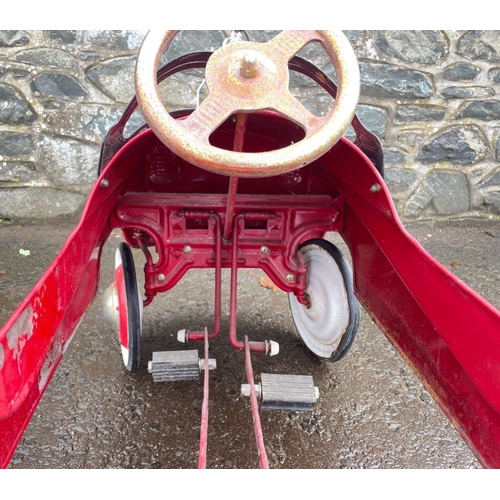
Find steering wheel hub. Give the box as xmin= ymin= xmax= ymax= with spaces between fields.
xmin=207 ymin=42 xmax=284 ymax=110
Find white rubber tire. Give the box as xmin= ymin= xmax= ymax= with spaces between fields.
xmin=289 ymin=239 xmax=360 ymax=361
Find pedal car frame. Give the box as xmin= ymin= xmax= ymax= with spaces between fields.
xmin=2 ymin=30 xmax=500 ymax=468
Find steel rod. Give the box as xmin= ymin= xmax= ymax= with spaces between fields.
xmin=198 ymin=328 xmax=210 ymax=469
xmin=187 ymin=214 xmax=222 ymax=342
xmin=223 ymin=113 xmax=247 ymax=241
xmin=244 ymin=336 xmax=269 ymax=469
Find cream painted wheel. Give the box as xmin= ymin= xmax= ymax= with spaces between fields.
xmin=289 ymin=239 xmax=360 ymax=361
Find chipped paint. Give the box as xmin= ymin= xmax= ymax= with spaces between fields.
xmin=7 ymin=304 xmax=33 ymax=356
xmin=37 ymin=333 xmax=62 ymax=392
xmin=7 ymin=306 xmax=34 ymax=373
xmin=38 ymin=317 xmax=83 ymax=393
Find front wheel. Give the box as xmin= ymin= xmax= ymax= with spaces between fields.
xmin=288 ymin=239 xmax=360 ymax=362
xmin=113 ymin=242 xmax=143 ymax=371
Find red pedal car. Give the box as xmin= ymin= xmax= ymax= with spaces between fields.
xmin=1 ymin=30 xmax=500 ymax=468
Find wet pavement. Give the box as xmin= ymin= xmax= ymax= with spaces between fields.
xmin=1 ymin=216 xmax=499 ymax=469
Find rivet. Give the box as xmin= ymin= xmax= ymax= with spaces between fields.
xmin=183 ymin=245 xmax=192 ymax=254
xmin=286 ymin=273 xmax=294 ymax=282
xmin=370 ymin=183 xmax=381 ymax=193
xmin=100 ymin=179 xmax=109 ymax=188
xmin=157 ymin=274 xmax=166 ymax=282
xmin=260 ymin=246 xmax=269 ymax=254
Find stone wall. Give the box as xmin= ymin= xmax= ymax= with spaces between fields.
xmin=1 ymin=30 xmax=499 ymax=220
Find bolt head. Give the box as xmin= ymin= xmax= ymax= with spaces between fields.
xmin=240 ymin=51 xmax=259 ymax=79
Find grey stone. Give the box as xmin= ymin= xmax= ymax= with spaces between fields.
xmin=86 ymin=56 xmax=136 ymax=103
xmin=156 ymin=73 xmax=202 ymax=110
xmin=49 ymin=31 xmax=78 ymax=45
xmin=456 ymin=100 xmax=500 ymax=120
xmin=457 ymin=31 xmax=500 ymax=62
xmin=395 ymin=105 xmax=445 ymax=123
xmin=30 ymin=72 xmax=88 ymax=100
xmin=0 ymin=162 xmax=38 ymax=182
xmin=40 ymin=135 xmax=100 ymax=186
xmin=162 ymin=30 xmax=225 ymax=63
xmin=296 ymin=41 xmax=328 ymax=67
xmin=79 ymin=105 xmax=127 ymax=137
xmin=12 ymin=68 xmax=29 ymax=79
xmin=123 ymin=110 xmax=148 ymax=138
xmin=0 ymin=133 xmax=35 ymax=157
xmin=489 ymin=68 xmax=500 ymax=83
xmin=397 ymin=129 xmax=428 ymax=149
xmin=0 ymin=31 xmax=30 ymax=48
xmin=443 ymin=62 xmax=481 ymax=82
xmin=45 ymin=105 xmax=126 ymax=139
xmin=417 ymin=126 xmax=488 ymax=165
xmin=385 ymin=168 xmax=418 ymax=193
xmin=81 ymin=51 xmax=101 ymax=62
xmin=384 ymin=149 xmax=408 ymax=165
xmin=246 ymin=31 xmax=281 ymax=43
xmin=290 ymin=70 xmax=319 ymax=88
xmin=0 ymin=188 xmax=85 ymax=218
xmin=84 ymin=30 xmax=147 ymax=51
xmin=12 ymin=49 xmax=79 ymax=71
xmin=356 ymin=105 xmax=388 ymax=139
xmin=344 ymin=31 xmax=364 ymax=43
xmin=0 ymin=83 xmax=37 ymax=124
xmin=480 ymin=170 xmax=500 ymax=188
xmin=295 ymin=91 xmax=335 ymax=118
xmin=405 ymin=171 xmax=470 ymax=216
xmin=360 ymin=62 xmax=433 ymax=99
xmin=374 ymin=30 xmax=448 ymax=65
xmin=42 ymin=98 xmax=62 ymax=110
xmin=484 ymin=192 xmax=500 ymax=214
xmin=442 ymin=86 xmax=494 ymax=100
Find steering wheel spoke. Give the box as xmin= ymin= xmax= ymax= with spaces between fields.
xmin=181 ymin=92 xmax=233 ymax=143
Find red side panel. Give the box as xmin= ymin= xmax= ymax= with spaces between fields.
xmin=0 ymin=131 xmax=150 ymax=468
xmin=325 ymin=140 xmax=500 ymax=468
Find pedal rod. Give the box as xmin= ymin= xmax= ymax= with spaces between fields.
xmin=244 ymin=336 xmax=269 ymax=469
xmin=184 ymin=213 xmax=222 ymax=343
xmin=229 ymin=216 xmax=272 ymax=355
xmin=198 ymin=328 xmax=210 ymax=469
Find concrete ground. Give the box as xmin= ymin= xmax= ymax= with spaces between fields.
xmin=1 ymin=216 xmax=499 ymax=469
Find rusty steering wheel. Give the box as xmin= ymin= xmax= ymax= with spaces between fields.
xmin=135 ymin=30 xmax=360 ymax=178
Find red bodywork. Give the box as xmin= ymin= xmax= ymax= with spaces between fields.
xmin=1 ymin=100 xmax=500 ymax=468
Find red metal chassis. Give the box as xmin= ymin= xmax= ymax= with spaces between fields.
xmin=1 ymin=112 xmax=500 ymax=468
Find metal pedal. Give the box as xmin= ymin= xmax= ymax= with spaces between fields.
xmin=241 ymin=373 xmax=319 ymax=412
xmin=148 ymin=350 xmax=216 ymax=383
